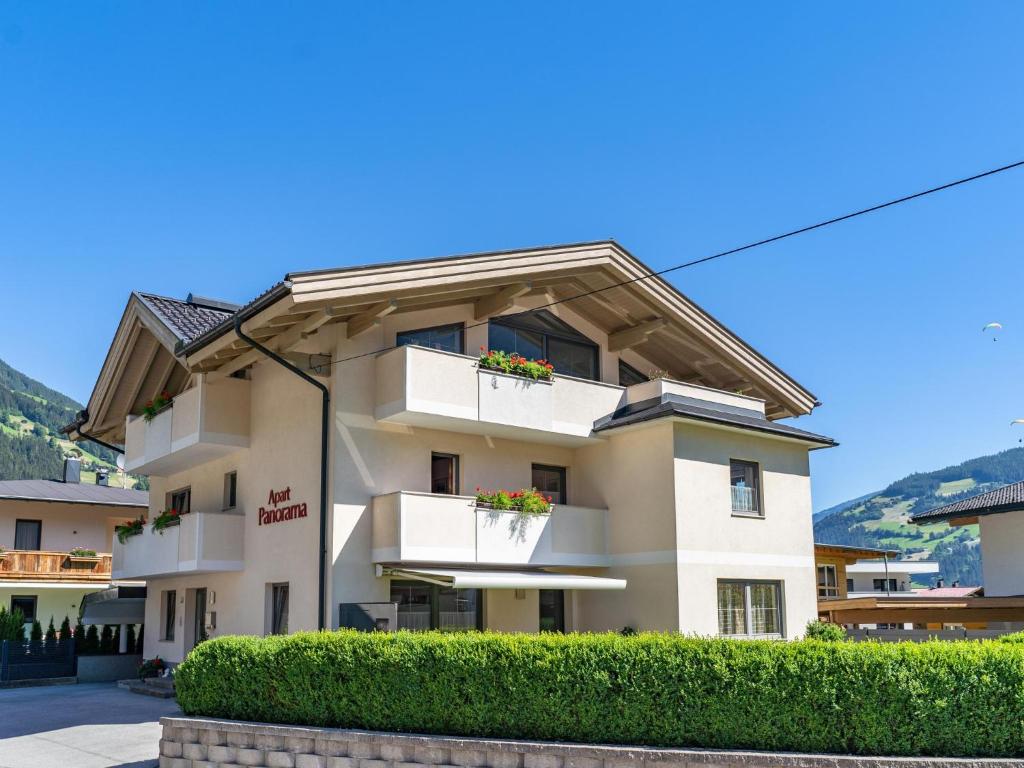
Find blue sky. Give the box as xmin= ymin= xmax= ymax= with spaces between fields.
xmin=1 ymin=3 xmax=1022 ymax=510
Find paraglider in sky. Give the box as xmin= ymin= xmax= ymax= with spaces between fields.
xmin=983 ymin=322 xmax=1003 ymax=340
xmin=1012 ymin=419 xmax=1024 ymax=442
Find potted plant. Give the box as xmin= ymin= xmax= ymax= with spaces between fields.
xmin=142 ymin=390 xmax=173 ymax=422
xmin=478 ymin=348 xmax=554 ymax=380
xmin=114 ymin=516 xmax=146 ymax=544
xmin=66 ymin=547 xmax=100 ymax=565
xmin=151 ymin=507 xmax=184 ymax=534
xmin=476 ymin=487 xmax=552 ymax=538
xmin=138 ymin=656 xmax=165 ymax=680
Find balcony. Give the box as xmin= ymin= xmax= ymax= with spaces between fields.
xmin=374 ymin=345 xmax=625 ymax=445
xmin=111 ymin=511 xmax=245 ymax=580
xmin=0 ymin=550 xmax=112 ymax=583
xmin=371 ymin=491 xmax=609 ymax=567
xmin=124 ymin=376 xmax=250 ymax=476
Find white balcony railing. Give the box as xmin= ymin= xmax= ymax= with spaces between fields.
xmin=111 ymin=511 xmax=245 ymax=580
xmin=371 ymin=491 xmax=609 ymax=567
xmin=374 ymin=345 xmax=625 ymax=445
xmin=124 ymin=376 xmax=250 ymax=476
xmin=731 ymin=485 xmax=759 ymax=514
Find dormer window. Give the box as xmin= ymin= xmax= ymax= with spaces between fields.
xmin=489 ymin=310 xmax=598 ymax=381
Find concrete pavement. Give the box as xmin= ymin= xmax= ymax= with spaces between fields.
xmin=0 ymin=682 xmax=180 ymax=768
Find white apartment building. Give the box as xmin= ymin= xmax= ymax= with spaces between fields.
xmin=845 ymin=559 xmax=940 ymax=597
xmin=67 ymin=241 xmax=835 ymax=662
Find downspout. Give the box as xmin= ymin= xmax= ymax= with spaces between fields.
xmin=234 ymin=315 xmax=330 ymax=631
xmin=884 ymin=552 xmax=891 ymax=597
xmin=67 ymin=411 xmax=125 ymax=455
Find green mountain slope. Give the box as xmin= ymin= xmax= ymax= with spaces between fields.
xmin=813 ymin=448 xmax=1024 ymax=588
xmin=0 ymin=357 xmax=145 ymax=489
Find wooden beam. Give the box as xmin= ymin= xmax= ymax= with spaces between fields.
xmin=474 ymin=282 xmax=532 ymax=320
xmin=347 ymin=300 xmax=398 ymax=339
xmin=607 ymin=318 xmax=666 ymax=352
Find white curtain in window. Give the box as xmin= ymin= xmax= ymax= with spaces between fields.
xmin=717 ymin=582 xmax=746 ymax=635
xmin=749 ymin=583 xmax=780 ymax=635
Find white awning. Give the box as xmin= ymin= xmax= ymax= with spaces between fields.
xmin=80 ymin=588 xmax=147 ymax=624
xmin=384 ymin=567 xmax=627 ymax=591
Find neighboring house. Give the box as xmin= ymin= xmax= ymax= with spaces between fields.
xmin=846 ymin=559 xmax=940 ymax=597
xmin=66 ymin=241 xmax=836 ymax=663
xmin=0 ymin=458 xmax=147 ymax=631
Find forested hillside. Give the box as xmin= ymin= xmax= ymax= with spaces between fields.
xmin=814 ymin=447 xmax=1024 ymax=587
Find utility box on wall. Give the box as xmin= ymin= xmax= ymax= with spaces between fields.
xmin=339 ymin=602 xmax=398 ymax=632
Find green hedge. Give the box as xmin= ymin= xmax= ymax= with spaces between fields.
xmin=175 ymin=631 xmax=1024 ymax=757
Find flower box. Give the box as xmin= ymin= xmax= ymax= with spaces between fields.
xmin=477 ymin=349 xmax=554 ymax=381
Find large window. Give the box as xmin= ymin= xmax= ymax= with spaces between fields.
xmin=873 ymin=578 xmax=897 ymax=593
xmin=14 ymin=520 xmax=41 ymax=550
xmin=10 ymin=595 xmax=36 ymax=623
xmin=539 ymin=589 xmax=565 ymax=632
xmin=618 ymin=360 xmax=647 ymax=387
xmin=729 ymin=460 xmax=761 ymax=516
xmin=271 ymin=583 xmax=289 ymax=635
xmin=431 ymin=453 xmax=460 ymax=495
xmin=489 ymin=310 xmax=599 ymax=381
xmin=717 ymin=580 xmax=783 ymax=637
xmin=162 ymin=590 xmax=176 ymax=641
xmin=531 ymin=464 xmax=567 ymax=504
xmin=397 ymin=323 xmax=464 ymax=354
xmin=817 ymin=564 xmax=839 ymax=598
xmin=391 ymin=581 xmax=482 ymax=631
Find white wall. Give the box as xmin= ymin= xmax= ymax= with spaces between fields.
xmin=979 ymin=513 xmax=1024 ymax=597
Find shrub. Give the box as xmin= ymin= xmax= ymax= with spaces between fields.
xmin=136 ymin=624 xmax=144 ymax=654
xmin=176 ymin=631 xmax=1024 ymax=758
xmin=98 ymin=625 xmax=113 ymax=654
xmin=29 ymin=619 xmax=42 ymax=644
xmin=138 ymin=656 xmax=165 ymax=679
xmin=126 ymin=623 xmax=137 ymax=654
xmin=804 ymin=619 xmax=847 ymax=641
xmin=83 ymin=624 xmax=99 ymax=654
xmin=0 ymin=606 xmax=26 ymax=642
xmin=59 ymin=616 xmax=72 ymax=642
xmin=44 ymin=617 xmax=57 ymax=647
xmin=998 ymin=631 xmax=1024 ymax=644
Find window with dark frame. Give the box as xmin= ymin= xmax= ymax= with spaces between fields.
xmin=488 ymin=310 xmax=599 ymax=381
xmin=271 ymin=583 xmax=289 ymax=635
xmin=873 ymin=578 xmax=897 ymax=593
xmin=169 ymin=487 xmax=191 ymax=515
xmin=817 ymin=564 xmax=839 ymax=598
xmin=10 ymin=595 xmax=36 ymax=623
xmin=717 ymin=580 xmax=782 ymax=637
xmin=163 ymin=590 xmax=176 ymax=641
xmin=223 ymin=471 xmax=237 ymax=510
xmin=531 ymin=464 xmax=566 ymax=505
xmin=729 ymin=460 xmax=761 ymax=515
xmin=846 ymin=578 xmax=854 ymax=593
xmin=13 ymin=519 xmax=41 ymax=550
xmin=539 ymin=589 xmax=565 ymax=632
xmin=618 ymin=360 xmax=647 ymax=387
xmin=397 ymin=323 xmax=465 ymax=354
xmin=390 ymin=581 xmax=482 ymax=631
xmin=431 ymin=453 xmax=460 ymax=496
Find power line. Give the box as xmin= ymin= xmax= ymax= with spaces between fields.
xmin=322 ymin=158 xmax=1024 ymax=370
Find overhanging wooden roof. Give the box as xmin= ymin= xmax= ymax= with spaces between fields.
xmin=814 ymin=543 xmax=900 ymax=564
xmin=818 ymin=595 xmax=1024 ymax=624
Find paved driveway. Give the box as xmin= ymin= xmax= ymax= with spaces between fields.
xmin=0 ymin=682 xmax=180 ymax=768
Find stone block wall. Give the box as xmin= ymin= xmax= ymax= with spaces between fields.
xmin=160 ymin=717 xmax=1019 ymax=768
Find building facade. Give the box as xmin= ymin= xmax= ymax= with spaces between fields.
xmin=68 ymin=241 xmax=835 ymax=662
xmin=0 ymin=460 xmax=146 ymax=631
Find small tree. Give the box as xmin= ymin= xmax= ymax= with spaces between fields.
xmin=126 ymin=624 xmax=137 ymax=654
xmin=0 ymin=606 xmax=26 ymax=642
xmin=84 ymin=624 xmax=99 ymax=654
xmin=30 ymin=619 xmax=43 ymax=644
xmin=136 ymin=624 xmax=144 ymax=655
xmin=74 ymin=618 xmax=86 ymax=645
xmin=59 ymin=616 xmax=72 ymax=642
xmin=44 ymin=617 xmax=57 ymax=648
xmin=112 ymin=625 xmax=121 ymax=654
xmin=804 ymin=619 xmax=847 ymax=641
xmin=99 ymin=625 xmax=113 ymax=655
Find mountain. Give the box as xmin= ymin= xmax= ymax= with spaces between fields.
xmin=0 ymin=357 xmax=145 ymax=489
xmin=813 ymin=447 xmax=1024 ymax=588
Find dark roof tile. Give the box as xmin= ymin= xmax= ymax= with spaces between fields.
xmin=911 ymin=480 xmax=1024 ymax=523
xmin=136 ymin=293 xmax=236 ymax=344
xmin=0 ymin=479 xmax=148 ymax=507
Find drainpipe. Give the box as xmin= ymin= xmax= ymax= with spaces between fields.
xmin=68 ymin=411 xmax=125 ymax=455
xmin=234 ymin=316 xmax=330 ymax=631
xmin=883 ymin=552 xmax=891 ymax=597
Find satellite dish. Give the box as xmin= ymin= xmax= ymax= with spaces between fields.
xmin=116 ymin=454 xmax=125 ymax=471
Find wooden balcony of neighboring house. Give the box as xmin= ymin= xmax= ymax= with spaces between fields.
xmin=111 ymin=510 xmax=245 ymax=580
xmin=123 ymin=375 xmax=251 ymax=476
xmin=0 ymin=549 xmax=113 ymax=583
xmin=371 ymin=490 xmax=610 ymax=568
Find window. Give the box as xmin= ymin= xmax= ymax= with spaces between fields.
xmin=618 ymin=360 xmax=647 ymax=387
xmin=717 ymin=580 xmax=783 ymax=637
xmin=162 ymin=590 xmax=176 ymax=641
xmin=223 ymin=471 xmax=237 ymax=510
xmin=729 ymin=460 xmax=761 ymax=515
xmin=817 ymin=564 xmax=839 ymax=598
xmin=431 ymin=453 xmax=460 ymax=495
xmin=271 ymin=583 xmax=289 ymax=635
xmin=390 ymin=581 xmax=482 ymax=631
xmin=397 ymin=323 xmax=464 ymax=354
xmin=531 ymin=464 xmax=566 ymax=504
xmin=846 ymin=578 xmax=854 ymax=594
xmin=489 ymin=310 xmax=599 ymax=381
xmin=10 ymin=596 xmax=36 ymax=623
xmin=14 ymin=520 xmax=41 ymax=550
xmin=539 ymin=589 xmax=565 ymax=632
xmin=169 ymin=487 xmax=191 ymax=515
xmin=873 ymin=578 xmax=897 ymax=593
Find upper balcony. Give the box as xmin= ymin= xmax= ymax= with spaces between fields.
xmin=112 ymin=511 xmax=245 ymax=580
xmin=124 ymin=376 xmax=250 ymax=476
xmin=0 ymin=550 xmax=112 ymax=583
xmin=371 ymin=491 xmax=609 ymax=567
xmin=374 ymin=345 xmax=626 ymax=446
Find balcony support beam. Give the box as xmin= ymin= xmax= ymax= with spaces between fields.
xmin=347 ymin=300 xmax=398 ymax=339
xmin=474 ymin=282 xmax=532 ymax=320
xmin=608 ymin=318 xmax=666 ymax=352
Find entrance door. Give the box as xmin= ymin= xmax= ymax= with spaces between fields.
xmin=193 ymin=588 xmax=208 ymax=647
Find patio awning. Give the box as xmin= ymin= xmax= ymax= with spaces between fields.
xmin=80 ymin=585 xmax=147 ymax=624
xmin=818 ymin=595 xmax=1024 ymax=625
xmin=384 ymin=567 xmax=627 ymax=591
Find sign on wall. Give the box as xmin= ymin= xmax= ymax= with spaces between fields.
xmin=259 ymin=486 xmax=308 ymax=526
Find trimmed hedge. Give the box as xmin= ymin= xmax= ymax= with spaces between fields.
xmin=175 ymin=631 xmax=1024 ymax=757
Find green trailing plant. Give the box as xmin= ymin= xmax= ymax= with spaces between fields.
xmin=142 ymin=390 xmax=173 ymax=422
xmin=84 ymin=624 xmax=99 ymax=654
xmin=98 ymin=624 xmax=113 ymax=655
xmin=477 ymin=348 xmax=554 ymax=380
xmin=0 ymin=606 xmax=26 ymax=642
xmin=29 ymin=619 xmax=42 ymax=644
xmin=115 ymin=516 xmax=146 ymax=544
xmin=68 ymin=547 xmax=98 ymax=558
xmin=176 ymin=631 xmax=1024 ymax=758
xmin=475 ymin=487 xmax=553 ymax=538
xmin=804 ymin=619 xmax=847 ymax=641
xmin=151 ymin=507 xmax=184 ymax=533
xmin=44 ymin=616 xmax=57 ymax=647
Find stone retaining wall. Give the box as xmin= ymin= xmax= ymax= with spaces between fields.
xmin=159 ymin=717 xmax=1024 ymax=768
